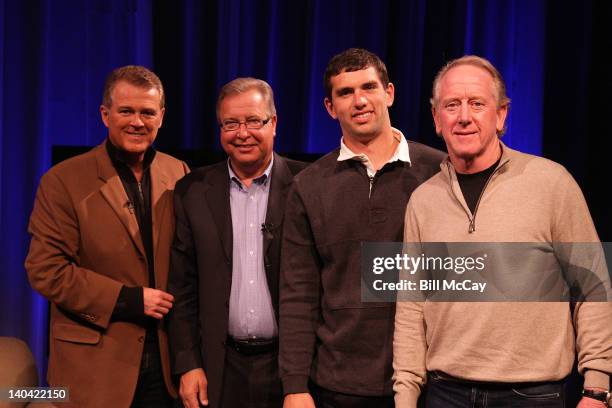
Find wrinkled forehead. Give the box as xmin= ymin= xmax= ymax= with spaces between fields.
xmin=438 ymin=65 xmax=497 ymax=99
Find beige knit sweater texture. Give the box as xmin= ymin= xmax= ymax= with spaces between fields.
xmin=393 ymin=143 xmax=612 ymax=407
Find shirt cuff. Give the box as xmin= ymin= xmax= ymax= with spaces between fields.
xmin=111 ymin=286 xmax=144 ymax=321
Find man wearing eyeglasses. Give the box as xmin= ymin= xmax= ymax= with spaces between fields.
xmin=167 ymin=77 xmax=307 ymax=408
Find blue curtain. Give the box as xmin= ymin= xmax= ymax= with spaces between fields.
xmin=1 ymin=0 xmax=604 ymax=383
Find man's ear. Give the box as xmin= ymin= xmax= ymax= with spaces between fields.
xmin=100 ymin=105 xmax=110 ymax=128
xmin=495 ymin=104 xmax=508 ymax=134
xmin=431 ymin=105 xmax=442 ymax=135
xmin=385 ymin=82 xmax=395 ymax=107
xmin=324 ymin=97 xmax=337 ymax=119
xmin=158 ymin=107 xmax=166 ymax=128
xmin=270 ymin=115 xmax=277 ymax=136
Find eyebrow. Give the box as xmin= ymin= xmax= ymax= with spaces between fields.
xmin=362 ymin=81 xmax=379 ymax=88
xmin=334 ymin=81 xmax=380 ymax=96
xmin=222 ymin=115 xmax=264 ymax=121
xmin=335 ymin=87 xmax=354 ymax=96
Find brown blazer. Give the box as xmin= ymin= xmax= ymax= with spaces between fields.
xmin=25 ymin=142 xmax=189 ymax=408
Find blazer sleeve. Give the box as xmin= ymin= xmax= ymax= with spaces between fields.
xmin=167 ymin=181 xmax=203 ymax=375
xmin=25 ymin=170 xmax=123 ymax=330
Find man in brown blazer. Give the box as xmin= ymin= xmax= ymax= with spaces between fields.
xmin=25 ymin=65 xmax=189 ymax=408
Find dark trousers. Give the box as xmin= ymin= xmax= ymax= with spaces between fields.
xmin=310 ymin=381 xmax=395 ymax=408
xmin=219 ymin=345 xmax=283 ymax=408
xmin=130 ymin=341 xmax=173 ymax=408
xmin=426 ymin=371 xmax=565 ymax=408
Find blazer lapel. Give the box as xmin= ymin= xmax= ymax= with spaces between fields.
xmin=96 ymin=145 xmax=146 ymax=258
xmin=150 ymin=158 xmax=170 ymax=284
xmin=150 ymin=161 xmax=169 ymax=251
xmin=204 ymin=164 xmax=233 ymax=262
xmin=263 ymin=154 xmax=292 ymax=256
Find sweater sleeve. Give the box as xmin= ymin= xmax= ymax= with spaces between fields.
xmin=393 ymin=200 xmax=427 ymax=407
xmin=552 ymin=168 xmax=612 ymax=389
xmin=279 ymin=183 xmax=322 ymax=394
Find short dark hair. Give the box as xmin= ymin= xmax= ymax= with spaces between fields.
xmin=216 ymin=77 xmax=276 ymax=122
xmin=324 ymin=48 xmax=390 ymax=99
xmin=102 ymin=65 xmax=165 ymax=108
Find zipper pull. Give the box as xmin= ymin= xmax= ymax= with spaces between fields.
xmin=137 ymin=181 xmax=144 ymax=202
xmin=468 ymin=218 xmax=476 ymax=233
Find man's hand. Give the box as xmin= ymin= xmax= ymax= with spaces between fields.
xmin=143 ymin=288 xmax=174 ymax=319
xmin=283 ymin=393 xmax=316 ymax=408
xmin=180 ymin=368 xmax=208 ymax=408
xmin=577 ymin=397 xmax=608 ymax=407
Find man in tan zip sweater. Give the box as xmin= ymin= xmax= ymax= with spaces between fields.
xmin=393 ymin=56 xmax=612 ymax=407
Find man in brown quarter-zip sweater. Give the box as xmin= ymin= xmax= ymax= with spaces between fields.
xmin=280 ymin=48 xmax=445 ymax=408
xmin=393 ymin=55 xmax=612 ymax=408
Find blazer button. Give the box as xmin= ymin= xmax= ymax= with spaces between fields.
xmin=138 ymin=336 xmax=145 ymax=343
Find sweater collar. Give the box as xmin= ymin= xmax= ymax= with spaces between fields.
xmin=441 ymin=140 xmax=512 ymax=178
xmin=338 ymin=127 xmax=411 ymax=177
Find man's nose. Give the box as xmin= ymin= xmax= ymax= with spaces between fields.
xmin=130 ymin=114 xmax=145 ymax=127
xmin=458 ymin=103 xmax=471 ymax=125
xmin=238 ymin=123 xmax=250 ymax=138
xmin=353 ymin=90 xmax=367 ymax=108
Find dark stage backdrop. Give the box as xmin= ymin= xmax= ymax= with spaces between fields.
xmin=1 ymin=0 xmax=609 ymax=390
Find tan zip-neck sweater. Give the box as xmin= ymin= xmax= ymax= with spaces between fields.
xmin=393 ymin=143 xmax=611 ymax=407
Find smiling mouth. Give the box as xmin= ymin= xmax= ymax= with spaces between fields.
xmin=352 ymin=111 xmax=373 ymax=122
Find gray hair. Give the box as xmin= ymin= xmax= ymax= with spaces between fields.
xmin=216 ymin=77 xmax=276 ymax=122
xmin=431 ymin=55 xmax=510 ymax=136
xmin=102 ymin=65 xmax=164 ymax=108
xmin=431 ymin=55 xmax=510 ymax=109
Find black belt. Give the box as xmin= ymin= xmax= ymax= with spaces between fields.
xmin=226 ymin=336 xmax=278 ymax=356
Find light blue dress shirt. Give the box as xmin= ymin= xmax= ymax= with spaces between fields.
xmin=227 ymin=157 xmax=278 ymax=339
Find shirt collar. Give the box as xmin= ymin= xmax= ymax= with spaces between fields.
xmin=337 ymin=127 xmax=411 ymax=176
xmin=227 ymin=154 xmax=274 ymax=189
xmin=105 ymin=138 xmax=156 ymax=172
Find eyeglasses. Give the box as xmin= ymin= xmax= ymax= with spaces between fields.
xmin=220 ymin=117 xmax=271 ymax=131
